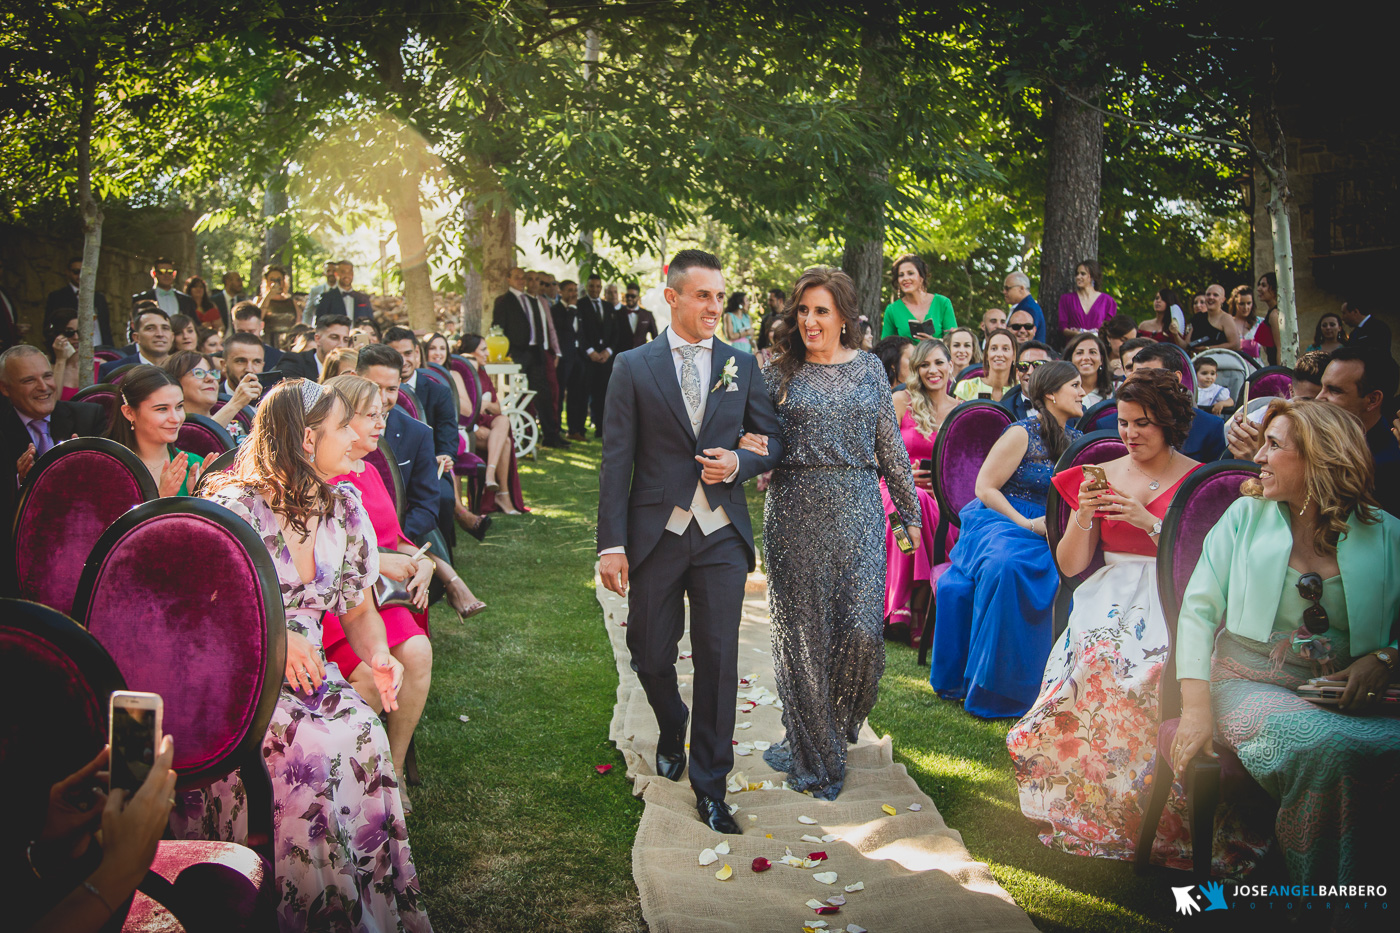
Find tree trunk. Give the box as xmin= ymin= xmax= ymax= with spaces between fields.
xmin=459 ymin=198 xmax=483 ymax=336
xmin=390 ymin=169 xmax=435 ymax=332
xmin=478 ymin=200 xmax=515 ymax=332
xmin=1262 ymin=66 xmax=1298 ymax=366
xmin=258 ymin=165 xmax=290 ymax=284
xmin=840 ymin=4 xmax=897 ymax=330
xmin=75 ymin=70 xmax=100 ymax=388
xmin=1038 ymin=83 xmax=1104 ymax=343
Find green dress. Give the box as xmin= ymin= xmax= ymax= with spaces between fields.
xmin=171 ymin=448 xmax=205 ymax=496
xmin=881 ymin=295 xmax=956 ymax=340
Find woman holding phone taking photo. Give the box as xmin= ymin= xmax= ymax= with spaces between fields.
xmin=176 ymin=379 xmax=431 ymax=932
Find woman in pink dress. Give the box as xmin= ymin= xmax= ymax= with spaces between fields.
xmin=1056 ymin=259 xmax=1118 ymax=338
xmin=881 ymin=338 xmax=960 ymax=646
xmin=320 ymin=375 xmax=475 ymax=814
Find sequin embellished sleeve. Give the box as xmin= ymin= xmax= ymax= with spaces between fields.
xmin=872 ymin=357 xmax=920 ymax=527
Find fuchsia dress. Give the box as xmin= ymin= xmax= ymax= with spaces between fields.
xmin=880 ymin=407 xmax=954 ymax=642
xmin=322 ymin=462 xmax=430 ymax=676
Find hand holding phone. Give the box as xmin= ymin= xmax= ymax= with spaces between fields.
xmin=109 ymin=691 xmax=163 ymax=794
xmin=1082 ymin=464 xmax=1109 ymax=492
xmin=256 ymin=370 xmax=286 ymax=390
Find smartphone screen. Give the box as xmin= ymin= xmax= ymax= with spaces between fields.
xmin=256 ymin=370 xmax=286 ymax=389
xmin=110 ymin=694 xmax=161 ymax=793
xmin=918 ymin=458 xmax=933 ymax=474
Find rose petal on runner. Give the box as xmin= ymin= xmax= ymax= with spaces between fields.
xmin=715 ymin=841 xmax=730 ymax=856
xmin=798 ymin=815 xmax=817 ymax=824
xmin=735 ymin=721 xmax=753 ymax=730
xmin=812 ymin=871 xmax=838 ymax=885
xmin=801 ymin=834 xmax=822 ymax=844
xmin=816 ymin=906 xmax=840 ymax=915
xmin=827 ymin=895 xmax=846 ymax=906
xmin=880 ymin=804 xmax=897 ymax=816
xmin=843 ymin=881 xmax=864 ymax=893
xmin=821 ymin=834 xmax=839 ymax=843
xmin=846 ymin=925 xmax=868 ymax=933
xmin=715 ymin=863 xmax=732 ymax=881
xmin=753 ymin=740 xmax=772 ymax=751
xmin=698 ymin=847 xmax=718 ymax=866
xmin=807 ymin=851 xmax=828 ymax=861
xmin=908 ymin=803 xmax=922 ymax=811
xmin=806 ymin=900 xmax=826 ymax=910
xmin=594 ymin=764 xmax=612 ymax=774
xmin=752 ymin=857 xmax=772 ymax=872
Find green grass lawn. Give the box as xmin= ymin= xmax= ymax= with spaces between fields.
xmin=410 ymin=440 xmax=1183 ymax=932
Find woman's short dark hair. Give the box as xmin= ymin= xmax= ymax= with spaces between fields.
xmin=874 ymin=336 xmax=915 ymax=386
xmin=1026 ymin=360 xmax=1080 ymax=462
xmin=169 ymin=314 xmax=194 ymax=338
xmin=771 ymin=267 xmax=863 ymax=404
xmin=42 ymin=309 xmax=77 ymax=360
xmin=1259 ymin=271 xmax=1278 ymax=293
xmin=1100 ymin=314 xmax=1136 ymax=341
xmin=1115 ymin=366 xmax=1196 ymax=449
xmin=890 ymin=254 xmax=929 ymax=295
xmin=196 ymin=326 xmax=221 ymax=353
xmin=183 ymin=276 xmax=214 ymax=313
xmin=1077 ymin=259 xmax=1103 ymax=290
xmin=457 ymin=333 xmax=484 ymax=355
xmin=105 ymin=364 xmax=181 ymax=451
xmin=162 ymin=349 xmax=211 ymax=384
xmin=724 ymin=292 xmax=747 ymax=315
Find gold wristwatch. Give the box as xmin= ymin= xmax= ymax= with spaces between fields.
xmin=1372 ymin=647 xmax=1396 ymax=672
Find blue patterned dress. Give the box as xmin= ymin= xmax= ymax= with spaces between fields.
xmin=930 ymin=417 xmax=1079 ymax=718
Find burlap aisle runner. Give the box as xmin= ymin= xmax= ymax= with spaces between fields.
xmin=598 ymin=569 xmax=1036 ymax=933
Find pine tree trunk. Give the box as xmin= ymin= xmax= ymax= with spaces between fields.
xmin=390 ymin=169 xmax=435 ymax=332
xmin=1038 ymin=83 xmax=1104 ymax=343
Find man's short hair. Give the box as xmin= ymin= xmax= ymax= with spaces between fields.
xmin=1016 ymin=340 xmax=1059 ymax=361
xmin=769 ymin=288 xmax=786 ymax=301
xmin=336 ymin=260 xmax=354 ymax=268
xmin=1118 ymin=336 xmax=1156 ymax=363
xmin=1328 ymin=345 xmax=1399 ymax=400
xmin=224 ymin=332 xmax=264 ymax=352
xmin=1195 ymin=356 xmax=1219 ymax=371
xmin=69 ymin=255 xmax=84 ymax=268
xmin=315 ymin=314 xmax=352 ymax=332
xmin=1293 ymin=349 xmax=1330 ymax=386
xmin=665 ymin=249 xmax=722 ymax=290
xmin=586 ymin=273 xmax=602 ymax=282
xmin=151 ymin=257 xmax=175 ymax=270
xmin=132 ymin=305 xmax=170 ymax=329
xmin=0 ymin=344 xmax=47 ymax=382
xmin=383 ymin=326 xmax=416 ymax=345
xmin=1129 ymin=342 xmax=1187 ymax=376
xmin=1006 ymin=271 xmax=1031 ymax=290
xmin=221 ymin=271 xmax=240 ymax=286
xmin=233 ymin=301 xmax=263 ymax=321
xmin=559 ymin=279 xmax=576 ymax=288
xmin=624 ymin=281 xmax=641 ymax=292
xmin=356 ymin=343 xmax=403 ymax=373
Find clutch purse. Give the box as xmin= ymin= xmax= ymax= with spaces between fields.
xmin=374 ymin=547 xmax=419 ymax=610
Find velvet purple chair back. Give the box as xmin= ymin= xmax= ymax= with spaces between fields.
xmin=1077 ymin=397 xmax=1118 ymax=433
xmin=1047 ymin=430 xmax=1128 ymax=583
xmin=94 ymin=349 xmax=125 ymax=363
xmin=71 ymin=382 xmax=118 ymax=408
xmin=14 ymin=438 xmax=158 ymax=614
xmin=424 ymin=361 xmax=459 ymax=420
xmin=1164 ymin=344 xmax=1196 ymax=393
xmin=177 ymin=413 xmax=235 ymax=459
xmin=397 ymin=386 xmax=426 ymax=424
xmin=364 ymin=436 xmax=407 ymax=524
xmin=0 ymin=599 xmax=125 ymax=834
xmin=108 ymin=362 xmax=139 ymax=385
xmin=1245 ymin=366 xmax=1294 ymax=402
xmin=192 ymin=446 xmax=240 ymax=495
xmin=931 ymin=401 xmax=1013 ymax=534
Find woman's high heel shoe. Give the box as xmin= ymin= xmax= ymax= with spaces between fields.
xmin=456 ymin=508 xmax=491 ymax=541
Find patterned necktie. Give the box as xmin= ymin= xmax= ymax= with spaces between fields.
xmin=678 ymin=344 xmax=702 ymax=416
xmin=28 ymin=417 xmax=51 ymax=457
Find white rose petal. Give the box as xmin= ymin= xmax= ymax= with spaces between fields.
xmin=846 ymin=925 xmax=868 ymax=933
xmin=821 ymin=834 xmax=839 ymax=843
xmin=843 ymin=881 xmax=864 ymax=893
xmin=801 ymin=834 xmax=823 ymax=844
xmin=812 ymin=871 xmax=838 ymax=885
xmin=753 ymin=740 xmax=772 ymax=751
xmin=798 ymin=815 xmax=818 ymax=824
xmin=806 ymin=899 xmax=826 ymax=910
xmin=715 ymin=841 xmax=730 ymax=856
xmin=698 ymin=848 xmax=718 ymax=866
xmin=908 ymin=803 xmax=922 ymax=811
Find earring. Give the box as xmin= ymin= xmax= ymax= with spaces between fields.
xmin=841 ymin=324 xmax=847 ymax=334
xmin=1297 ymin=491 xmax=1312 ymax=516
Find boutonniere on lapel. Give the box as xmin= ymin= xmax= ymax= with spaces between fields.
xmin=712 ymin=356 xmax=740 ymax=394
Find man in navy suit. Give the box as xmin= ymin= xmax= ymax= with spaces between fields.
xmin=98 ymin=305 xmax=172 ymax=381
xmin=384 ymin=326 xmax=457 ymax=459
xmin=1341 ymin=295 xmax=1393 ymax=350
xmin=310 ymin=260 xmax=374 ymax=322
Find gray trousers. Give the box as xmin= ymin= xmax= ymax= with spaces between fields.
xmin=626 ymin=521 xmax=747 ymax=800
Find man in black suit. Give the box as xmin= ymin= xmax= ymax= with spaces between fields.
xmin=553 ymin=279 xmax=588 ymax=440
xmin=209 ymin=271 xmax=247 ymax=332
xmin=97 ymin=306 xmax=172 ymax=381
xmin=0 ymin=345 xmax=106 ymax=594
xmin=494 ymin=266 xmax=567 ymax=448
xmin=131 ymin=257 xmax=196 ymax=318
xmin=310 ymin=260 xmax=374 ymax=323
xmin=45 ymin=256 xmax=114 ymax=347
xmin=276 ymin=314 xmax=350 ymax=381
xmin=578 ymin=274 xmax=616 ymax=438
xmin=1342 ymin=296 xmax=1393 ymax=350
xmin=230 ymin=302 xmax=283 ymax=369
xmin=614 ymin=281 xmax=659 ymax=351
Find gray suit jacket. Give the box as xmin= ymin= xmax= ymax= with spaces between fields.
xmin=597 ymin=332 xmax=781 ymax=571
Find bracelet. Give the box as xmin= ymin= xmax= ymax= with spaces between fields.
xmin=82 ymin=880 xmax=116 ymax=916
xmin=1073 ymin=513 xmax=1094 ymax=532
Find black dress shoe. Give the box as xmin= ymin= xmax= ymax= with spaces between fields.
xmin=655 ymin=713 xmax=688 ymax=781
xmin=696 ymin=794 xmax=742 ymax=834
xmin=543 ymin=436 xmax=570 ymax=449
xmin=466 ymin=514 xmax=491 ymax=542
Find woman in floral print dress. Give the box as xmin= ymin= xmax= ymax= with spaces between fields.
xmin=174 ymin=379 xmax=431 ymax=932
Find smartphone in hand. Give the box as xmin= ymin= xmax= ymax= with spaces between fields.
xmin=109 ymin=691 xmax=163 ymax=794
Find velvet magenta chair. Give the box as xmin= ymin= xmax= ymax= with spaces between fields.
xmin=209 ymin=397 xmax=255 ymax=434
xmin=193 ymin=446 xmax=240 ymax=491
xmin=1076 ymin=397 xmax=1118 ymax=433
xmin=13 ymin=437 xmax=158 ymax=615
xmin=176 ymin=413 xmax=235 ymax=459
xmin=95 ymin=348 xmax=125 ymax=363
xmin=107 ymin=362 xmax=140 ymax=385
xmin=451 ymin=355 xmax=491 ymax=510
xmin=1 ymin=598 xmax=274 ymax=932
xmin=1163 ymin=344 xmax=1197 ymax=393
xmin=365 ymin=436 xmax=408 ymax=525
xmin=1046 ymin=430 xmax=1128 ymax=638
xmin=397 ymin=385 xmax=425 ymax=424
xmin=1134 ymin=460 xmax=1271 ymax=880
xmin=422 ymin=362 xmax=457 ymax=411
xmin=1244 ymin=366 xmax=1294 ymax=404
xmin=71 ymin=381 xmax=119 ymax=409
xmin=72 ymin=498 xmax=287 ymax=868
xmin=917 ymin=400 xmax=1013 ymax=665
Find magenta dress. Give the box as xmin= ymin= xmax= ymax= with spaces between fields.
xmin=323 ymin=462 xmax=429 ymax=676
xmin=1057 ymin=292 xmax=1118 ymax=332
xmin=880 ymin=408 xmax=955 ymax=641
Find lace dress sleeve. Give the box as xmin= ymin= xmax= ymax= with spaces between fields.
xmin=871 ymin=357 xmax=920 ymax=526
xmin=335 ymin=483 xmax=381 ymax=614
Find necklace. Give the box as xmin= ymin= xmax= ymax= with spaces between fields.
xmin=1134 ymin=449 xmax=1174 ymax=491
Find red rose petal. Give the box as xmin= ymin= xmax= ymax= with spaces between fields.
xmin=594 ymin=764 xmax=612 ymax=774
xmin=808 ymin=851 xmax=828 ymax=861
xmin=815 ymin=906 xmax=840 ymax=915
xmin=751 ymin=857 xmax=771 ymax=872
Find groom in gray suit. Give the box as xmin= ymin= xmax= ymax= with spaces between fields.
xmin=597 ymin=249 xmax=782 ymax=833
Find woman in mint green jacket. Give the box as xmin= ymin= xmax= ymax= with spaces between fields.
xmin=1172 ymin=400 xmax=1400 ymax=889
xmin=882 ymin=254 xmax=956 ymax=340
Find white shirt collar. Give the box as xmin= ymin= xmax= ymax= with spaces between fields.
xmin=1359 ymin=314 xmax=1372 ymax=327
xmin=666 ymin=328 xmax=713 ymax=353
xmin=509 ymin=287 xmax=525 ymax=299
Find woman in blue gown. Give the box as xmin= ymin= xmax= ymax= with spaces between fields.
xmin=931 ymin=361 xmax=1084 ymax=717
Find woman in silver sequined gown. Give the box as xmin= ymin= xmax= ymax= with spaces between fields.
xmin=757 ymin=268 xmax=921 ymax=800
